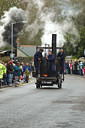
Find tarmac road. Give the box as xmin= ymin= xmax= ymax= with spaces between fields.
xmin=0 ymin=75 xmax=85 ymax=128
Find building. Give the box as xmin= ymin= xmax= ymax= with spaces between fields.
xmin=0 ymin=50 xmax=14 ymax=58
xmin=17 ymin=45 xmax=37 ymax=57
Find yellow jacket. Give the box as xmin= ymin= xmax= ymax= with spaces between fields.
xmin=24 ymin=70 xmax=30 ymax=76
xmin=0 ymin=63 xmax=6 ymax=79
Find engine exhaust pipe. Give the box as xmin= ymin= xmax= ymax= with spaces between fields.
xmin=52 ymin=34 xmax=57 ymax=57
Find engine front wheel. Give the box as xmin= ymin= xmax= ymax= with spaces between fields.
xmin=58 ymin=76 xmax=62 ymax=89
xmin=36 ymin=83 xmax=40 ymax=89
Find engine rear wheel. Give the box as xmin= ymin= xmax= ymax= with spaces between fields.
xmin=36 ymin=80 xmax=41 ymax=89
xmin=58 ymin=75 xmax=62 ymax=89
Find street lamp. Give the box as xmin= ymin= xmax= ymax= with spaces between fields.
xmin=10 ymin=20 xmax=28 ymax=60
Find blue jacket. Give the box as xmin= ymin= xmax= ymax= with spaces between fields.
xmin=48 ymin=54 xmax=55 ymax=64
xmin=65 ymin=62 xmax=69 ymax=69
xmin=23 ymin=66 xmax=31 ymax=72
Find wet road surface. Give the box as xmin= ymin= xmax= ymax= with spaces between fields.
xmin=0 ymin=75 xmax=85 ymax=128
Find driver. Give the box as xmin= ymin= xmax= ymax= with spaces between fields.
xmin=46 ymin=50 xmax=58 ymax=77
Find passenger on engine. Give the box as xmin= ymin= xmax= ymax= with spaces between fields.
xmin=34 ymin=48 xmax=44 ymax=77
xmin=57 ymin=49 xmax=66 ymax=74
xmin=46 ymin=50 xmax=58 ymax=77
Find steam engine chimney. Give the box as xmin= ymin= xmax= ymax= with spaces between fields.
xmin=52 ymin=34 xmax=57 ymax=57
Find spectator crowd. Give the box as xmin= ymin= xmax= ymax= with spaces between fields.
xmin=0 ymin=58 xmax=85 ymax=88
xmin=64 ymin=60 xmax=85 ymax=76
xmin=0 ymin=59 xmax=34 ymax=88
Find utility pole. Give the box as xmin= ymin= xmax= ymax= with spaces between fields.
xmin=10 ymin=20 xmax=27 ymax=60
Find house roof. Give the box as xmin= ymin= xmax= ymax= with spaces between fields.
xmin=18 ymin=45 xmax=37 ymax=57
xmin=20 ymin=45 xmax=38 ymax=47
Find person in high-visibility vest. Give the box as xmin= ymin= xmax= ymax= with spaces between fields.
xmin=0 ymin=62 xmax=6 ymax=87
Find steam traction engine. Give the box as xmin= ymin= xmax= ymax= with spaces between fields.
xmin=33 ymin=34 xmax=64 ymax=89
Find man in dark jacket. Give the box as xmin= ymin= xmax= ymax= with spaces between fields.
xmin=57 ymin=49 xmax=66 ymax=74
xmin=46 ymin=51 xmax=57 ymax=76
xmin=7 ymin=61 xmax=14 ymax=86
xmin=34 ymin=48 xmax=43 ymax=77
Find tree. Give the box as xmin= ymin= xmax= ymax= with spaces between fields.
xmin=0 ymin=0 xmax=21 ymax=18
xmin=74 ymin=7 xmax=85 ymax=58
xmin=64 ymin=0 xmax=85 ymax=58
xmin=64 ymin=33 xmax=76 ymax=56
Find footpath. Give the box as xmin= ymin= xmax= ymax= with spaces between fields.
xmin=0 ymin=77 xmax=35 ymax=89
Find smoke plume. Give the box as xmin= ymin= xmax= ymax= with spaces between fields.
xmin=0 ymin=0 xmax=81 ymax=47
xmin=0 ymin=7 xmax=25 ymax=47
xmin=24 ymin=0 xmax=80 ymax=46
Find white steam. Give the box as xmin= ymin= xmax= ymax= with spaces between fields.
xmin=25 ymin=0 xmax=80 ymax=46
xmin=0 ymin=26 xmax=5 ymax=46
xmin=0 ymin=0 xmax=80 ymax=47
xmin=25 ymin=0 xmax=44 ymax=39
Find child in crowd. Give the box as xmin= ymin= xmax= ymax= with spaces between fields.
xmin=24 ymin=68 xmax=30 ymax=83
xmin=69 ymin=62 xmax=73 ymax=75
